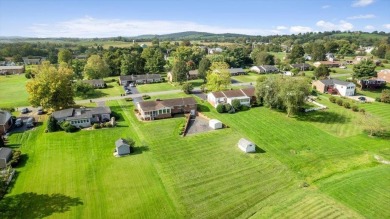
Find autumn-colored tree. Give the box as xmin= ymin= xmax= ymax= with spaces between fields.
xmin=206 ymin=62 xmax=231 ymax=91
xmin=26 ymin=61 xmax=74 ymax=110
xmin=58 ymin=49 xmax=72 ymax=63
xmin=84 ymin=55 xmax=110 ymax=79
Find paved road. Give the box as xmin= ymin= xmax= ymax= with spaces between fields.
xmin=16 ymin=82 xmax=256 ymax=110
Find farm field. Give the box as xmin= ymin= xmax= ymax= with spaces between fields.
xmin=1 ymin=95 xmax=389 ymax=218
xmin=0 ymin=75 xmax=30 ymax=108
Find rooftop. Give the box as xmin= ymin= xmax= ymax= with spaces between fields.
xmin=0 ymin=110 xmax=12 ymax=125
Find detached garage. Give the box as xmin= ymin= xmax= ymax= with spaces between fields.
xmin=238 ymin=138 xmax=256 ymax=153
xmin=209 ymin=119 xmax=223 ymax=130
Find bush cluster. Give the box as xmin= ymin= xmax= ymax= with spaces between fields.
xmin=10 ymin=150 xmax=21 ymax=167
xmin=60 ymin=121 xmax=79 ymax=133
xmin=142 ymin=95 xmax=151 ymax=100
xmin=330 ymin=96 xmax=362 ymax=113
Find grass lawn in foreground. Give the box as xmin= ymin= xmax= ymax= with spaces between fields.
xmin=136 ymin=82 xmax=178 ymax=93
xmin=0 ymin=75 xmax=30 ymax=108
xmin=2 ymin=97 xmax=389 ymax=218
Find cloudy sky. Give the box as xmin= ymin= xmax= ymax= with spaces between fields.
xmin=0 ymin=0 xmax=389 ymax=38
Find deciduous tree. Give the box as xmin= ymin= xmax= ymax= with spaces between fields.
xmin=58 ymin=49 xmax=72 ymax=63
xmin=206 ymin=62 xmax=231 ymax=91
xmin=198 ymin=57 xmax=211 ymax=83
xmin=84 ymin=55 xmax=110 ymax=79
xmin=171 ymin=59 xmax=188 ymax=83
xmin=26 ymin=61 xmax=74 ymax=110
xmin=141 ymin=47 xmax=166 ymax=73
xmin=314 ymin=64 xmax=330 ymax=79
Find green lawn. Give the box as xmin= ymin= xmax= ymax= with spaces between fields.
xmin=136 ymin=82 xmax=179 ymax=93
xmin=2 ymin=95 xmax=389 ymax=218
xmin=0 ymin=75 xmax=30 ymax=108
xmin=231 ymin=72 xmax=259 ymax=82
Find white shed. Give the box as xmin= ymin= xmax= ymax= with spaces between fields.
xmin=209 ymin=119 xmax=223 ymax=130
xmin=238 ymin=138 xmax=256 ymax=153
xmin=115 ymin=138 xmax=131 ymax=156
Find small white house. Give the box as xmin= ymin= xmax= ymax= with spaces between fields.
xmin=238 ymin=138 xmax=256 ymax=153
xmin=115 ymin=138 xmax=131 ymax=156
xmin=209 ymin=119 xmax=222 ymax=130
xmin=334 ymin=82 xmax=355 ymax=96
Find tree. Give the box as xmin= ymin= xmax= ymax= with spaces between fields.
xmin=47 ymin=116 xmax=60 ymax=132
xmin=325 ymin=41 xmax=339 ymax=53
xmin=71 ymin=59 xmax=85 ymax=79
xmin=26 ymin=61 xmax=74 ymax=110
xmin=311 ymin=43 xmax=326 ymax=61
xmin=58 ymin=49 xmax=72 ymax=63
xmin=374 ymin=44 xmax=387 ymax=58
xmin=251 ymin=50 xmax=275 ymax=65
xmin=84 ymin=55 xmax=110 ymax=79
xmin=381 ymin=89 xmax=390 ymax=103
xmin=73 ymin=81 xmax=95 ymax=98
xmin=198 ymin=58 xmax=211 ymax=83
xmin=231 ymin=99 xmax=241 ymax=111
xmin=314 ymin=64 xmax=330 ymax=79
xmin=12 ymin=54 xmax=23 ymax=63
xmin=256 ymin=76 xmax=309 ymax=116
xmin=120 ymin=51 xmax=145 ymax=75
xmin=182 ymin=82 xmax=194 ymax=94
xmin=172 ymin=59 xmax=188 ymax=83
xmin=141 ymin=47 xmax=166 ymax=73
xmin=206 ymin=62 xmax=231 ymax=91
xmin=289 ymin=44 xmax=305 ymax=64
xmin=352 ymin=59 xmax=376 ymax=79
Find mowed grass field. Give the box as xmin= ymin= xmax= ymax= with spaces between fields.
xmin=0 ymin=75 xmax=30 ymax=108
xmin=1 ymin=95 xmax=389 ymax=218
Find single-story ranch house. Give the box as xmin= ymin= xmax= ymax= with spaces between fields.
xmin=0 ymin=66 xmax=25 ymax=75
xmin=137 ymin=97 xmax=197 ymax=120
xmin=377 ymin=69 xmax=390 ymax=83
xmin=228 ymin=68 xmax=246 ymax=76
xmin=0 ymin=147 xmax=13 ymax=169
xmin=22 ymin=57 xmax=46 ymax=65
xmin=52 ymin=107 xmax=111 ymax=128
xmin=313 ymin=61 xmax=341 ymax=68
xmin=167 ymin=70 xmax=199 ymax=82
xmin=82 ymin=79 xmax=106 ymax=88
xmin=250 ymin=65 xmax=279 ymax=74
xmin=312 ymin=79 xmax=355 ymax=96
xmin=207 ymin=87 xmax=256 ymax=108
xmin=0 ymin=110 xmax=13 ymax=135
xmin=290 ymin=63 xmax=312 ymax=71
xmin=119 ymin=74 xmax=162 ymax=85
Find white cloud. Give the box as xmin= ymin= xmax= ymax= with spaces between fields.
xmin=365 ymin=25 xmax=375 ymax=30
xmin=352 ymin=0 xmax=374 ymax=7
xmin=322 ymin=5 xmax=331 ymax=9
xmin=276 ymin=26 xmax=287 ymax=30
xmin=289 ymin=26 xmax=313 ymax=34
xmin=316 ymin=20 xmax=354 ymax=31
xmin=383 ymin=24 xmax=390 ymax=29
xmin=347 ymin=14 xmax=376 ymax=19
xmin=28 ymin=16 xmax=276 ymax=38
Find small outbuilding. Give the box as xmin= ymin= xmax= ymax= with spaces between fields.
xmin=0 ymin=147 xmax=13 ymax=169
xmin=115 ymin=138 xmax=131 ymax=156
xmin=238 ymin=138 xmax=256 ymax=153
xmin=209 ymin=119 xmax=223 ymax=130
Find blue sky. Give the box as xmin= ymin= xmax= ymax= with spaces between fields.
xmin=0 ymin=0 xmax=389 ymax=37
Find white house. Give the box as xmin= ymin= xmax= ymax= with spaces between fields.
xmin=312 ymin=79 xmax=355 ymax=96
xmin=238 ymin=138 xmax=256 ymax=153
xmin=207 ymin=88 xmax=255 ymax=108
xmin=334 ymin=81 xmax=355 ymax=96
xmin=250 ymin=65 xmax=279 ymax=74
xmin=209 ymin=119 xmax=222 ymax=130
xmin=115 ymin=138 xmax=131 ymax=156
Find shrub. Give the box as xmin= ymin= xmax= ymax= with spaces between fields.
xmin=10 ymin=150 xmax=22 ymax=167
xmin=375 ymin=97 xmax=382 ymax=102
xmin=351 ymin=105 xmax=359 ymax=112
xmin=100 ymin=123 xmax=105 ymax=128
xmin=329 ymin=96 xmax=336 ymax=103
xmin=182 ymin=82 xmax=194 ymax=94
xmin=240 ymin=105 xmax=250 ymax=111
xmin=111 ymin=78 xmax=116 ymax=82
xmin=25 ymin=72 xmax=32 ymax=79
xmin=224 ymin=103 xmax=233 ymax=112
xmin=336 ymin=99 xmax=343 ymax=106
xmin=47 ymin=115 xmax=59 ymax=132
xmin=105 ymin=122 xmax=113 ymax=128
xmin=92 ymin=123 xmax=100 ymax=129
xmin=383 ymin=59 xmax=389 ymax=64
xmin=231 ymin=99 xmax=241 ymax=111
xmin=381 ymin=89 xmax=390 ymax=103
xmin=359 ymin=108 xmax=366 ymax=114
xmin=216 ymin=104 xmax=225 ymax=113
xmin=60 ymin=121 xmax=79 ymax=133
xmin=125 ymin=98 xmax=133 ymax=101
xmin=111 ymin=111 xmax=120 ymax=120
xmin=142 ymin=95 xmax=151 ymax=100
xmin=343 ymin=102 xmax=351 ymax=109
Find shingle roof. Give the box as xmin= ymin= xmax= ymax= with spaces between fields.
xmin=260 ymin=65 xmax=279 ymax=71
xmin=0 ymin=66 xmax=24 ymax=70
xmin=120 ymin=74 xmax=161 ymax=81
xmin=52 ymin=108 xmax=74 ymax=119
xmin=53 ymin=107 xmax=111 ymax=120
xmin=210 ymin=88 xmax=255 ymax=99
xmin=290 ymin=63 xmax=311 ymax=69
xmin=319 ymin=79 xmax=353 ymax=86
xmin=228 ymin=68 xmax=245 ymax=74
xmin=115 ymin=138 xmax=129 ymax=148
xmin=138 ymin=97 xmax=196 ymax=112
xmin=241 ymin=87 xmax=255 ymax=97
xmin=220 ymin=89 xmax=246 ymax=98
xmin=82 ymin=79 xmax=105 ymax=86
xmin=0 ymin=110 xmax=11 ymax=125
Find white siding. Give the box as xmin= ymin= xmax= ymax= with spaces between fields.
xmin=335 ymin=83 xmax=355 ymax=96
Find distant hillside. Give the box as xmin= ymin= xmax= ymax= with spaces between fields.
xmin=133 ymin=31 xmax=251 ymax=40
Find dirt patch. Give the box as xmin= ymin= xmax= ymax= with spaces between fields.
xmin=374 ymin=155 xmax=390 ymax=164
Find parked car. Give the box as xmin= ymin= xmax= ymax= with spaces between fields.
xmin=26 ymin=117 xmax=35 ymax=128
xmin=125 ymin=90 xmax=132 ymax=94
xmin=129 ymin=83 xmax=135 ymax=87
xmin=21 ymin=108 xmax=29 ymax=114
xmin=37 ymin=108 xmax=43 ymax=115
xmin=358 ymin=96 xmax=366 ymax=102
xmin=15 ymin=118 xmax=23 ymax=127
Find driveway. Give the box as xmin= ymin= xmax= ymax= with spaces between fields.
xmin=345 ymin=95 xmax=375 ymax=103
